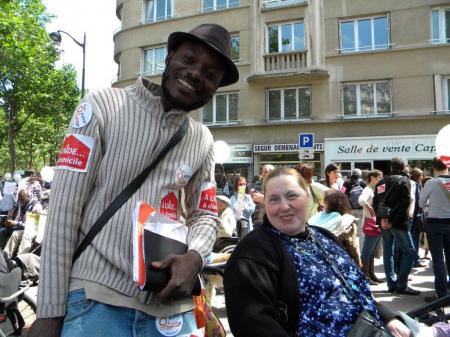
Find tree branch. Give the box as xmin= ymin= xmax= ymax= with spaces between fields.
xmin=15 ymin=111 xmax=35 ymax=133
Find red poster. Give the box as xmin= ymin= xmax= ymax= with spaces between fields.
xmin=56 ymin=134 xmax=94 ymax=172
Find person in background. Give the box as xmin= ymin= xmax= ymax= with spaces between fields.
xmin=0 ymin=189 xmax=42 ymax=253
xmin=230 ymin=176 xmax=255 ymax=239
xmin=216 ymin=194 xmax=236 ymax=238
xmin=373 ymin=157 xmax=420 ymax=295
xmin=224 ymin=167 xmax=410 ymax=337
xmin=250 ymin=164 xmax=275 ymax=229
xmin=323 ymin=163 xmax=341 ymax=190
xmin=419 ymin=157 xmax=450 ymax=300
xmin=341 ymin=168 xmax=367 ymax=250
xmin=410 ymin=167 xmax=426 ymax=268
xmin=358 ymin=169 xmax=384 ymax=285
xmin=295 ymin=163 xmax=329 ymax=219
xmin=308 ymin=189 xmax=361 ymax=266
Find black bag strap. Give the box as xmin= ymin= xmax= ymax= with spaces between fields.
xmin=72 ymin=118 xmax=189 ymax=264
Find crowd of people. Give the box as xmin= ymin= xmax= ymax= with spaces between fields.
xmin=0 ymin=22 xmax=445 ymax=337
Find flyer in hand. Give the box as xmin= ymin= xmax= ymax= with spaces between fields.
xmin=132 ymin=201 xmax=200 ymax=293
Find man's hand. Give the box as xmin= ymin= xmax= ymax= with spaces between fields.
xmin=380 ymin=218 xmax=391 ymax=230
xmin=151 ymin=250 xmax=202 ymax=300
xmin=27 ymin=317 xmax=64 ymax=337
xmin=4 ymin=220 xmax=15 ymax=228
xmin=386 ymin=319 xmax=411 ymax=337
xmin=251 ymin=191 xmax=264 ymax=204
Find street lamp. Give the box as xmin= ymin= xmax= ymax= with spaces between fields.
xmin=49 ymin=30 xmax=86 ymax=98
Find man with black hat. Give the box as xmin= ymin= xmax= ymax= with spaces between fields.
xmin=29 ymin=23 xmax=238 ymax=337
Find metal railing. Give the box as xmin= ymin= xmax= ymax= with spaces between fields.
xmin=263 ymin=50 xmax=307 ymax=72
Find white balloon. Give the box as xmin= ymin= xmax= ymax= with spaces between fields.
xmin=436 ymin=124 xmax=450 ymax=167
xmin=40 ymin=166 xmax=55 ymax=183
xmin=214 ymin=140 xmax=231 ymax=164
xmin=13 ymin=173 xmax=21 ymax=183
xmin=436 ymin=124 xmax=450 ymax=157
xmin=4 ymin=173 xmax=11 ymax=181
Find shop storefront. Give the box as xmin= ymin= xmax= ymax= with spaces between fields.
xmin=253 ymin=143 xmax=324 ymax=180
xmin=324 ymin=135 xmax=437 ymax=177
xmin=215 ymin=144 xmax=253 ymax=195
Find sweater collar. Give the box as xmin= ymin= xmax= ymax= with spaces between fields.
xmin=127 ymin=77 xmax=188 ymax=122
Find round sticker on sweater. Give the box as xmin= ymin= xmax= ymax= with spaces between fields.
xmin=72 ymin=102 xmax=92 ymax=128
xmin=155 ymin=314 xmax=183 ymax=336
xmin=175 ymin=164 xmax=193 ymax=187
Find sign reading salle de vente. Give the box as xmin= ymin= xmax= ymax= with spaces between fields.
xmin=324 ymin=135 xmax=437 ymax=162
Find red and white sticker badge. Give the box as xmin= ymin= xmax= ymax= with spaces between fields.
xmin=159 ymin=190 xmax=179 ymax=221
xmin=72 ymin=102 xmax=92 ymax=129
xmin=56 ymin=134 xmax=94 ymax=173
xmin=155 ymin=314 xmax=183 ymax=336
xmin=197 ymin=182 xmax=218 ymax=215
xmin=377 ymin=184 xmax=386 ymax=194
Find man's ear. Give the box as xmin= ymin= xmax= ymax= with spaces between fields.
xmin=165 ymin=51 xmax=174 ymax=65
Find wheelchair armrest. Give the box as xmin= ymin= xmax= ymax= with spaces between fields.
xmin=0 ymin=280 xmax=30 ymax=304
xmin=406 ymin=294 xmax=450 ymax=318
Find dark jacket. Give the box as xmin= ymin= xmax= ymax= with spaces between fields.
xmin=373 ymin=171 xmax=411 ymax=230
xmin=223 ymin=219 xmax=396 ymax=337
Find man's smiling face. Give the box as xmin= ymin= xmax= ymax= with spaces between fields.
xmin=162 ymin=40 xmax=225 ymax=112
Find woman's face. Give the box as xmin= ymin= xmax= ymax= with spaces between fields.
xmin=327 ymin=169 xmax=339 ymax=183
xmin=264 ymin=174 xmax=309 ymax=236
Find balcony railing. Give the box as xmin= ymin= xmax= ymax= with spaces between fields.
xmin=261 ymin=0 xmax=306 ymax=10
xmin=263 ymin=51 xmax=307 ymax=72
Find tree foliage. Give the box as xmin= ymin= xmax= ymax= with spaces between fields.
xmin=0 ymin=0 xmax=80 ymax=175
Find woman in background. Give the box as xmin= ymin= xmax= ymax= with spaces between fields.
xmin=230 ymin=176 xmax=255 ymax=239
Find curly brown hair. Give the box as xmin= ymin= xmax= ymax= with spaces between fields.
xmin=324 ymin=189 xmax=351 ymax=215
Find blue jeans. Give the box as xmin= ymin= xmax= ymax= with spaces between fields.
xmin=426 ymin=221 xmax=450 ymax=297
xmin=381 ymin=227 xmax=416 ymax=291
xmin=62 ymin=290 xmax=198 ymax=337
xmin=360 ymin=235 xmax=379 ymax=262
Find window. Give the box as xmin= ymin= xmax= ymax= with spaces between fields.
xmin=340 ymin=15 xmax=389 ymax=52
xmin=443 ymin=76 xmax=450 ymax=111
xmin=203 ymin=0 xmax=239 ymax=12
xmin=231 ymin=35 xmax=240 ymax=61
xmin=267 ymin=21 xmax=305 ymax=53
xmin=143 ymin=46 xmax=167 ymax=75
xmin=202 ymin=92 xmax=239 ymax=124
xmin=267 ymin=87 xmax=311 ymax=120
xmin=145 ymin=0 xmax=171 ymax=23
xmin=342 ymin=81 xmax=392 ymax=116
xmin=432 ymin=8 xmax=450 ymax=44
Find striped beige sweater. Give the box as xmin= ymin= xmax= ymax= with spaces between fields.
xmin=37 ymin=78 xmax=219 ymax=318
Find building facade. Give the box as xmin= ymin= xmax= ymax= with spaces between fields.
xmin=113 ymin=0 xmax=450 ymax=185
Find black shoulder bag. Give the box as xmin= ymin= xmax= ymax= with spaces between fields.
xmin=72 ymin=118 xmax=189 ymax=264
xmin=313 ymin=232 xmax=394 ymax=337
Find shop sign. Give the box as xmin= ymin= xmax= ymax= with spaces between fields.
xmin=223 ymin=144 xmax=253 ymax=164
xmin=253 ymin=143 xmax=324 ymax=153
xmin=324 ymin=135 xmax=436 ymax=162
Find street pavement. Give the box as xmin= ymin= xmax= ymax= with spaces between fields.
xmin=213 ymin=249 xmax=446 ymax=336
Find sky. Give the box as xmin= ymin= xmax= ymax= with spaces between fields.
xmin=43 ymin=0 xmax=121 ymax=92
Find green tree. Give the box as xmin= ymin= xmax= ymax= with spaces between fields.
xmin=0 ymin=0 xmax=79 ymax=174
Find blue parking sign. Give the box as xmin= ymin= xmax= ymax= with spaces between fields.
xmin=299 ymin=133 xmax=314 ymax=149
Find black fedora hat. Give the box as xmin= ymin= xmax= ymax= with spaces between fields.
xmin=168 ymin=24 xmax=239 ymax=87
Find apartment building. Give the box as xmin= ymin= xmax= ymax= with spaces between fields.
xmin=113 ymin=0 xmax=450 ymax=186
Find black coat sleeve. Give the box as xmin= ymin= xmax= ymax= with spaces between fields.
xmin=224 ymin=249 xmax=293 ymax=337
